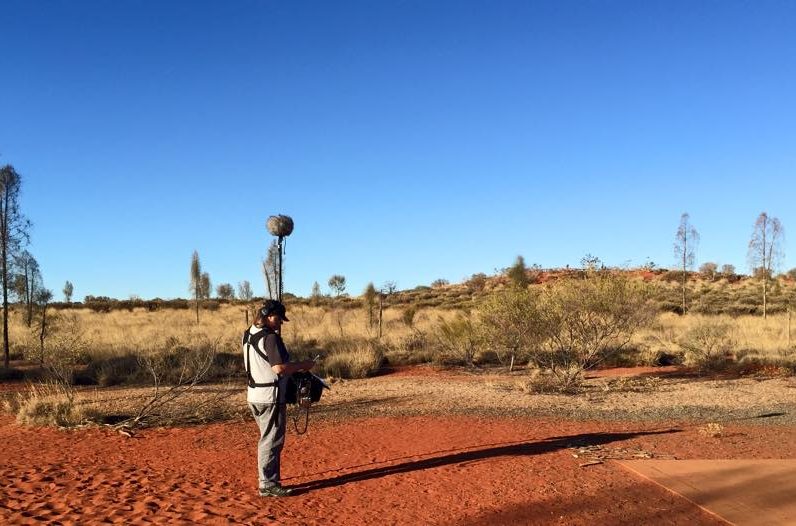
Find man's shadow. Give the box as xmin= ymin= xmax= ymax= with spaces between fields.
xmin=289 ymin=428 xmax=681 ymax=494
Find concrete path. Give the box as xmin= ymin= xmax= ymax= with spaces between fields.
xmin=618 ymin=459 xmax=796 ymax=526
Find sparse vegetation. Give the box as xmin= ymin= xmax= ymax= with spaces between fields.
xmin=532 ymin=271 xmax=655 ymax=390
xmin=3 ymin=266 xmax=796 ymax=428
xmin=676 ymin=319 xmax=734 ymax=372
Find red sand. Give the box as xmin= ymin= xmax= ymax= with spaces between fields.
xmin=2 ymin=414 xmax=794 ymax=525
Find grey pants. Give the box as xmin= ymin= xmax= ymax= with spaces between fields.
xmin=250 ymin=402 xmax=286 ymax=488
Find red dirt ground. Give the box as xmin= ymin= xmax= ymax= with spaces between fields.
xmin=2 ymin=412 xmax=795 ymax=525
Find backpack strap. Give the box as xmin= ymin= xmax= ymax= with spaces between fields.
xmin=243 ymin=329 xmax=279 ymax=388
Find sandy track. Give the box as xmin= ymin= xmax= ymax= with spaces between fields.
xmin=2 ymin=413 xmax=794 ymax=525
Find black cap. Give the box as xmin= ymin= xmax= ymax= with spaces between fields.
xmin=259 ymin=299 xmax=289 ymax=322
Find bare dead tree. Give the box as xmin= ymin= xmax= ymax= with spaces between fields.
xmin=748 ymin=212 xmax=784 ymax=319
xmin=674 ymin=213 xmax=699 ymax=314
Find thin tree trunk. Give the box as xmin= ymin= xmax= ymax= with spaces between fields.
xmin=762 ymin=223 xmax=767 ymax=319
xmin=2 ymin=187 xmax=9 ymax=369
xmin=378 ymin=294 xmax=383 ymax=339
xmin=763 ymin=279 xmax=767 ymax=319
xmin=39 ymin=302 xmax=47 ymax=367
xmin=682 ymin=243 xmax=687 ymax=315
xmin=25 ymin=265 xmax=34 ymax=328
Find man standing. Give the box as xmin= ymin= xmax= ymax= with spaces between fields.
xmin=243 ymin=300 xmax=315 ymax=497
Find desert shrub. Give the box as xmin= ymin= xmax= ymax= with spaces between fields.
xmin=735 ymin=349 xmax=796 ymax=376
xmin=473 ymin=349 xmax=501 ymax=366
xmin=466 ymin=273 xmax=488 ymax=293
xmin=40 ymin=313 xmax=92 ymax=384
xmin=13 ymin=381 xmax=100 ymax=427
xmin=83 ymin=354 xmax=141 ymax=386
xmin=599 ymin=345 xmax=648 ymax=367
xmin=401 ymin=306 xmax=418 ymax=327
xmin=523 ymin=368 xmax=568 ymax=393
xmin=138 ymin=341 xmax=217 ymax=386
xmin=383 ymin=331 xmax=437 ymax=365
xmin=478 ymin=288 xmax=544 ymax=366
xmin=206 ymin=351 xmax=245 ymax=381
xmin=432 ymin=314 xmax=480 ymax=366
xmin=533 ymin=272 xmax=654 ymax=391
xmin=84 ymin=296 xmax=114 ymax=313
xmin=677 ymin=320 xmax=734 ymax=372
xmin=398 ymin=330 xmax=427 ymax=353
xmin=321 ymin=338 xmax=384 ymax=379
xmin=284 ymin=335 xmax=325 ymax=361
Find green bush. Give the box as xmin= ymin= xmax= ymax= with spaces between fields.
xmin=478 ymin=288 xmax=543 ymax=366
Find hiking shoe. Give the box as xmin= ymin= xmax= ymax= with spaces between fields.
xmin=259 ymin=484 xmax=293 ymax=497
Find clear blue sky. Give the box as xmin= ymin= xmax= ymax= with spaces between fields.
xmin=2 ymin=1 xmax=794 ymax=300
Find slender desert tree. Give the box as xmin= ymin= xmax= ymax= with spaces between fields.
xmin=507 ymin=255 xmax=529 ymax=288
xmin=200 ymin=272 xmax=211 ymax=300
xmin=382 ymin=281 xmax=398 ymax=295
xmin=363 ymin=282 xmax=377 ymax=327
xmin=12 ymin=250 xmax=41 ymax=327
xmin=36 ymin=288 xmax=53 ymax=366
xmin=0 ymin=165 xmax=31 ymax=368
xmin=237 ymin=280 xmax=253 ymax=302
xmin=748 ymin=212 xmax=784 ymax=319
xmin=189 ymin=251 xmax=202 ymax=323
xmin=63 ymin=280 xmax=74 ymax=303
xmin=328 ymin=275 xmax=346 ymax=297
xmin=674 ymin=213 xmax=699 ymax=314
xmin=216 ymin=283 xmax=235 ymax=300
xmin=310 ymin=281 xmax=322 ymax=304
xmin=377 ymin=281 xmax=398 ymax=339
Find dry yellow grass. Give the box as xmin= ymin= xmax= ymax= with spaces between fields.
xmin=635 ymin=312 xmax=796 ymax=362
xmin=10 ymin=304 xmax=460 ymax=363
xmin=10 ymin=302 xmax=795 ymax=371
